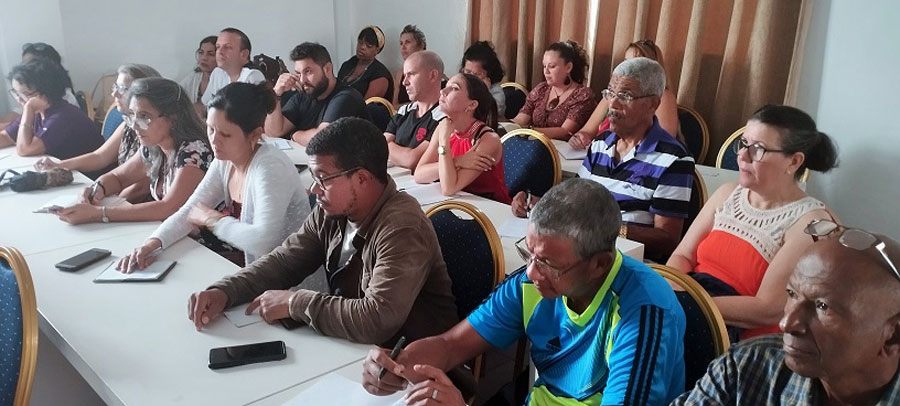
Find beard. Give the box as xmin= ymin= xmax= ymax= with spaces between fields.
xmin=304 ymin=76 xmax=330 ymax=99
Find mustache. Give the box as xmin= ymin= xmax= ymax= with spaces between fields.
xmin=607 ymin=110 xmax=623 ymax=119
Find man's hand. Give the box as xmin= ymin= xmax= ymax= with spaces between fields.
xmin=361 ymin=347 xmax=408 ymax=396
xmin=510 ymin=191 xmax=538 ymax=218
xmin=273 ymin=73 xmax=299 ymax=97
xmin=403 ymin=364 xmax=466 ymax=406
xmin=568 ymin=131 xmax=593 ymax=150
xmin=187 ymin=288 xmax=228 ymax=331
xmin=246 ymin=290 xmax=294 ymax=323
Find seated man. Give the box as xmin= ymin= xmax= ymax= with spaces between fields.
xmin=187 ymin=117 xmax=458 ymax=346
xmin=673 ymin=222 xmax=900 ymax=405
xmin=266 ymin=42 xmax=367 ymax=146
xmin=511 ymin=57 xmax=694 ymax=260
xmin=364 ymin=178 xmax=686 ymax=405
xmin=199 ymin=28 xmax=266 ymax=108
xmin=384 ymin=50 xmax=446 ymax=170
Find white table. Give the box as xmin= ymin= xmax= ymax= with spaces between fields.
xmin=263 ymin=137 xmax=308 ymax=166
xmin=0 ymin=146 xmax=44 ymax=171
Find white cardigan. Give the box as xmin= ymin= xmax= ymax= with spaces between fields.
xmin=150 ymin=143 xmax=310 ymax=264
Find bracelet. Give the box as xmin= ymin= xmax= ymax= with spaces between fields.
xmin=619 ymin=224 xmax=628 ymax=238
xmin=94 ymin=180 xmax=107 ymax=196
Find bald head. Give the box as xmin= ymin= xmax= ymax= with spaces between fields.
xmin=407 ymin=50 xmax=444 ymax=75
xmin=403 ymin=50 xmax=443 ymax=103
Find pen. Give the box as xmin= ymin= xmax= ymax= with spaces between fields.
xmin=378 ymin=336 xmax=406 ymax=380
xmin=525 ymin=190 xmax=532 ymax=218
xmin=88 ymin=182 xmax=100 ymax=201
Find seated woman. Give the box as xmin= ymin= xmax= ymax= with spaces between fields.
xmin=0 ymin=59 xmax=103 ymax=158
xmin=667 ymin=104 xmax=838 ymax=340
xmin=0 ymin=42 xmax=80 ymax=129
xmin=180 ymin=35 xmax=217 ymax=104
xmin=55 ymin=78 xmax=213 ymax=225
xmin=461 ymin=41 xmax=506 ymax=116
xmin=393 ymin=24 xmax=427 ymax=106
xmin=337 ymin=25 xmax=394 ymax=100
xmin=35 ymin=64 xmax=161 ymax=197
xmin=511 ymin=40 xmax=596 ymax=140
xmin=414 ymin=73 xmax=510 ymax=204
xmin=116 ymin=83 xmax=311 ymax=271
xmin=570 ymin=39 xmax=680 ymax=149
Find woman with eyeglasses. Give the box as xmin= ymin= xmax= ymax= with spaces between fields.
xmin=337 ymin=26 xmax=394 ymax=100
xmin=180 ymin=36 xmax=217 ymax=104
xmin=116 ymin=82 xmax=309 ymax=271
xmin=414 ymin=73 xmax=510 ymax=204
xmin=511 ymin=40 xmax=596 ymax=140
xmin=569 ymin=39 xmax=681 ymax=149
xmin=56 ymin=78 xmax=213 ymax=225
xmin=667 ymin=104 xmax=838 ymax=341
xmin=34 ymin=64 xmax=160 ymax=196
xmin=0 ymin=59 xmax=103 ymax=159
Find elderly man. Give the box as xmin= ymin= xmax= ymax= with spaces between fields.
xmin=673 ymin=221 xmax=900 ymax=405
xmin=188 ymin=117 xmax=457 ymax=346
xmin=265 ymin=42 xmax=367 ymax=145
xmin=199 ymin=28 xmax=265 ymax=107
xmin=512 ymin=57 xmax=694 ymax=260
xmin=384 ymin=50 xmax=446 ymax=170
xmin=364 ymin=178 xmax=686 ymax=405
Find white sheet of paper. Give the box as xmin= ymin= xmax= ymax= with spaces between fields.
xmin=224 ymin=303 xmax=264 ymax=328
xmin=265 ymin=137 xmax=294 ymax=150
xmin=498 ymin=217 xmax=529 ymax=239
xmin=35 ymin=195 xmax=129 ymax=213
xmin=403 ymin=183 xmax=454 ymax=206
xmin=552 ymin=139 xmax=588 ymax=160
xmin=395 ymin=177 xmax=420 ymax=191
xmin=93 ymin=259 xmax=176 ymax=282
xmin=282 ymin=373 xmax=405 ymax=406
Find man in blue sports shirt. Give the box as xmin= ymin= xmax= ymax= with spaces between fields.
xmin=362 ymin=178 xmax=686 ymax=405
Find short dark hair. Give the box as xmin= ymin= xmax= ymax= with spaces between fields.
xmin=221 ymin=27 xmax=252 ymax=53
xmin=208 ymin=82 xmax=276 ymax=135
xmin=546 ymin=40 xmax=589 ymax=84
xmin=8 ymin=59 xmax=69 ymax=103
xmin=401 ymin=25 xmax=427 ymax=50
xmin=305 ymin=117 xmax=389 ymax=185
xmin=22 ymin=42 xmax=62 ymax=64
xmin=461 ymin=41 xmax=505 ymax=84
xmin=290 ymin=42 xmax=332 ymax=66
xmin=751 ymin=104 xmax=839 ymax=179
xmin=460 ymin=73 xmax=499 ymax=130
xmin=199 ymin=35 xmax=217 ymax=50
xmin=358 ymin=27 xmax=380 ymax=48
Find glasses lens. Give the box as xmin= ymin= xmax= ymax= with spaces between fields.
xmin=839 ymin=229 xmax=878 ymax=250
xmin=515 ymin=239 xmax=530 ymax=262
xmin=805 ymin=219 xmax=838 ymax=237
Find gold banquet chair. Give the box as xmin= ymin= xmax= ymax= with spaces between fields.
xmin=0 ymin=247 xmax=38 ymax=406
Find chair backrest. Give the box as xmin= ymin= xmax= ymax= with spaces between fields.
xmin=424 ymin=201 xmax=504 ymax=320
xmin=717 ymin=126 xmax=810 ymax=182
xmin=683 ymin=168 xmax=709 ymax=236
xmin=500 ymin=129 xmax=561 ymax=198
xmin=649 ymin=264 xmax=729 ymax=391
xmin=500 ymin=82 xmax=528 ymax=120
xmin=677 ymin=105 xmax=709 ymax=163
xmin=0 ymin=247 xmax=38 ymax=406
xmin=365 ymin=97 xmax=396 ymax=132
xmin=75 ymin=90 xmax=94 ymax=121
xmin=101 ymin=104 xmax=124 ymax=140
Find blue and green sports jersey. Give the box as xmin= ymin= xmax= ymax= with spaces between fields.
xmin=467 ymin=251 xmax=686 ymax=405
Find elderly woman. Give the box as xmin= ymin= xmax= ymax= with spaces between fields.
xmin=570 ymin=39 xmax=680 ymax=149
xmin=512 ymin=41 xmax=596 ymax=140
xmin=337 ymin=25 xmax=394 ymax=100
xmin=393 ymin=24 xmax=427 ymax=106
xmin=117 ymin=82 xmax=310 ymax=271
xmin=56 ymin=78 xmax=213 ymax=225
xmin=0 ymin=59 xmax=103 ymax=159
xmin=415 ymin=73 xmax=509 ymax=204
xmin=180 ymin=36 xmax=217 ymax=104
xmin=668 ymin=104 xmax=838 ymax=340
xmin=460 ymin=41 xmax=506 ymax=117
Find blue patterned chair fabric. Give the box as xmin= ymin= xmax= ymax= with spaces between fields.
xmin=675 ymin=290 xmax=718 ymax=391
xmin=429 ymin=210 xmax=496 ymax=320
xmin=683 ymin=173 xmax=704 ymax=237
xmin=502 ymin=87 xmax=527 ymax=120
xmin=103 ymin=106 xmax=124 ymax=140
xmin=677 ymin=109 xmax=705 ymax=161
xmin=720 ymin=136 xmax=741 ymax=171
xmin=502 ymin=136 xmax=555 ymax=198
xmin=365 ymin=103 xmax=392 ymax=133
xmin=0 ymin=258 xmax=22 ymax=405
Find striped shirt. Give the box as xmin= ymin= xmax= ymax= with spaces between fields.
xmin=672 ymin=334 xmax=900 ymax=405
xmin=577 ymin=118 xmax=694 ymax=226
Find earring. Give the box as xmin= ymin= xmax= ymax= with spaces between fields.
xmin=564 ymin=75 xmax=572 ymax=85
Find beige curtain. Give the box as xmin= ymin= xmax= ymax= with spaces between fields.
xmin=468 ymin=0 xmax=810 ymax=164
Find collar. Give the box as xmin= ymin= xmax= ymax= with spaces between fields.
xmin=351 ymin=177 xmax=398 ymax=242
xmin=563 ymin=250 xmax=624 ymax=326
xmin=603 ymin=116 xmax=666 ymax=154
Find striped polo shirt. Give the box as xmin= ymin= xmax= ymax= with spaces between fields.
xmin=577 ymin=118 xmax=694 ymax=226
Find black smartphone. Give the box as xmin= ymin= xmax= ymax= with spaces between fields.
xmin=208 ymin=340 xmax=286 ymax=370
xmin=55 ymin=248 xmax=112 ymax=272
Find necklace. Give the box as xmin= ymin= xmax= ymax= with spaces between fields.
xmin=547 ymin=83 xmax=573 ymax=111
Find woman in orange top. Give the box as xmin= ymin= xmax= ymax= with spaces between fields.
xmin=667 ymin=104 xmax=838 ymax=340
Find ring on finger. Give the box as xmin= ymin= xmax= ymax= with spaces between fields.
xmin=431 ymin=389 xmax=438 ymax=400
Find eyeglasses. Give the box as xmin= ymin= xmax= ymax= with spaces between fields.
xmin=8 ymin=88 xmax=37 ymax=103
xmin=309 ymin=167 xmax=362 ymax=191
xmin=123 ymin=114 xmax=158 ymax=131
xmin=601 ymin=88 xmax=654 ymax=104
xmin=733 ymin=137 xmax=786 ymax=162
xmin=515 ymin=237 xmax=581 ymax=280
xmin=111 ymin=83 xmax=129 ymax=96
xmin=804 ymin=219 xmax=900 ymax=281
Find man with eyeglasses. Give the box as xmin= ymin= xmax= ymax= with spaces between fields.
xmin=188 ymin=117 xmax=458 ymax=348
xmin=511 ymin=57 xmax=694 ymax=262
xmin=364 ymin=178 xmax=686 ymax=405
xmin=673 ymin=221 xmax=900 ymax=406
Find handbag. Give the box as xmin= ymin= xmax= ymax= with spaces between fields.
xmin=0 ymin=168 xmax=74 ymax=192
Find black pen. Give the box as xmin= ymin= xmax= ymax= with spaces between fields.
xmin=525 ymin=189 xmax=532 ymax=218
xmin=378 ymin=336 xmax=406 ymax=380
xmin=88 ymin=182 xmax=100 ymax=201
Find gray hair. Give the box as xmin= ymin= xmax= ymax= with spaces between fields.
xmin=530 ymin=178 xmax=621 ymax=259
xmin=116 ymin=64 xmax=161 ymax=81
xmin=409 ymin=50 xmax=444 ymax=77
xmin=612 ymin=57 xmax=665 ymax=98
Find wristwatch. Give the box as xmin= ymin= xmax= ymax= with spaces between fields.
xmin=100 ymin=206 xmax=110 ymax=223
xmin=619 ymin=224 xmax=628 ymax=238
xmin=437 ymin=145 xmax=448 ymax=156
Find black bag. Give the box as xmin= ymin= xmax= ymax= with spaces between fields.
xmin=0 ymin=168 xmax=74 ymax=192
xmin=252 ymin=54 xmax=289 ymax=86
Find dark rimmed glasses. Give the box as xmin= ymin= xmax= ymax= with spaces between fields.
xmin=514 ymin=237 xmax=581 ymax=280
xmin=733 ymin=137 xmax=787 ymax=162
xmin=309 ymin=167 xmax=362 ymax=191
xmin=804 ymin=219 xmax=900 ymax=281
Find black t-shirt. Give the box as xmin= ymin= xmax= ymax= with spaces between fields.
xmin=337 ymin=56 xmax=394 ymax=101
xmin=386 ymin=102 xmax=446 ymax=148
xmin=281 ymin=83 xmax=367 ymax=132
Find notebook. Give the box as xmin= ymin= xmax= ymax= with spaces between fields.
xmin=93 ymin=259 xmax=177 ymax=283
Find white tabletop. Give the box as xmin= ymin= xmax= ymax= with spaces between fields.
xmin=0 ymin=146 xmax=44 ymax=171
xmin=263 ymin=137 xmax=308 ymax=166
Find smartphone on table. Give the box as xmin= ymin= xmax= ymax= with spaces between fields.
xmin=55 ymin=248 xmax=112 ymax=272
xmin=208 ymin=340 xmax=287 ymax=369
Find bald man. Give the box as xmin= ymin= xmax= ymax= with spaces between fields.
xmin=384 ymin=50 xmax=446 ymax=170
xmin=673 ymin=224 xmax=900 ymax=405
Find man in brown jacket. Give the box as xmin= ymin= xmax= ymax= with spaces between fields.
xmin=187 ymin=117 xmax=458 ymax=346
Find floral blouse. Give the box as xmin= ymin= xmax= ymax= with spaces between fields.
xmin=117 ymin=126 xmax=141 ymax=165
xmin=520 ymin=82 xmax=597 ymax=129
xmin=141 ymin=139 xmax=213 ymax=201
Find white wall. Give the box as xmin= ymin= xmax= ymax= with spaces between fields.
xmin=797 ymin=0 xmax=900 ymax=239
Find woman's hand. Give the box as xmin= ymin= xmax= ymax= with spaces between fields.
xmin=116 ymin=239 xmax=162 ymax=273
xmin=187 ymin=203 xmax=223 ymax=229
xmin=56 ymin=204 xmax=101 ymax=225
xmin=568 ymin=131 xmax=593 ymax=150
xmin=80 ymin=183 xmax=105 ymax=205
xmin=23 ymin=95 xmax=50 ymax=114
xmin=454 ymin=149 xmax=494 ymax=171
xmin=34 ymin=157 xmax=60 ymax=171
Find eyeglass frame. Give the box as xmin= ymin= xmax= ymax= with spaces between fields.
xmin=309 ymin=166 xmax=363 ymax=191
xmin=111 ymin=83 xmax=129 ymax=96
xmin=600 ymin=88 xmax=655 ymax=104
xmin=8 ymin=88 xmax=38 ymax=103
xmin=122 ymin=112 xmax=163 ymax=131
xmin=804 ymin=218 xmax=900 ymax=282
xmin=733 ymin=137 xmax=787 ymax=162
xmin=514 ymin=237 xmax=583 ymax=280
